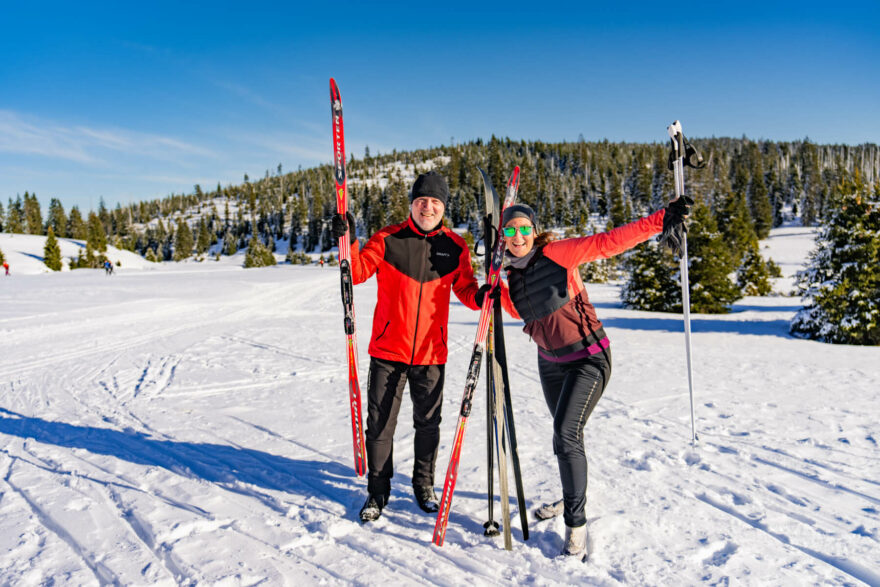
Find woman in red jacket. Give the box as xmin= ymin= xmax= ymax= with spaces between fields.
xmin=497 ymin=199 xmax=689 ymax=559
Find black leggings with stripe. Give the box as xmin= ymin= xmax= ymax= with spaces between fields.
xmin=537 ymin=348 xmax=611 ymax=528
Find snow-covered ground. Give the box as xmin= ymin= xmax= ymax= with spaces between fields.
xmin=1 ymin=226 xmax=878 ymax=585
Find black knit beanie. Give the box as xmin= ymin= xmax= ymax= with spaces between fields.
xmin=502 ymin=204 xmax=537 ymax=228
xmin=410 ymin=171 xmax=449 ymax=207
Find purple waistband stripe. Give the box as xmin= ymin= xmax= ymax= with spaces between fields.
xmin=538 ymin=336 xmax=610 ymax=363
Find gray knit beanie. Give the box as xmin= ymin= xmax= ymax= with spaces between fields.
xmin=501 ymin=204 xmax=537 ymax=228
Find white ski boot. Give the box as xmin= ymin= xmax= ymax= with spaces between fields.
xmin=562 ymin=524 xmax=588 ymax=560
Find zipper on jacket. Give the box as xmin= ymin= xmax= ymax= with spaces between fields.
xmin=410 ymin=235 xmax=429 ymax=365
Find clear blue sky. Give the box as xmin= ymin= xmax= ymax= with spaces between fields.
xmin=1 ymin=1 xmax=878 ymax=213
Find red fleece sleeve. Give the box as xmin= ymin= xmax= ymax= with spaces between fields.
xmin=349 ymin=234 xmax=383 ymax=284
xmin=452 ymin=242 xmax=481 ymax=311
xmin=543 ymin=210 xmax=665 ymax=269
xmin=498 ymin=280 xmax=520 ymax=319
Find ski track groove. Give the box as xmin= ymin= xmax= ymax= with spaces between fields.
xmin=696 ymin=492 xmax=880 ymax=586
xmin=9 ymin=444 xmax=213 ymax=519
xmin=220 ymin=335 xmax=336 ymax=365
xmin=223 ymin=519 xmax=352 ymax=585
xmin=102 ymin=485 xmax=195 ymax=585
xmin=3 ymin=455 xmax=121 ymax=586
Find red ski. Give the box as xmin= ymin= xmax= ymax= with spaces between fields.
xmin=433 ymin=166 xmax=520 ymax=546
xmin=330 ymin=78 xmax=366 ymax=476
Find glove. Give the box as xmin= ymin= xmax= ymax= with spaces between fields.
xmin=474 ymin=283 xmax=501 ymax=307
xmin=659 ymin=196 xmax=693 ymax=256
xmin=330 ymin=212 xmax=356 ymax=240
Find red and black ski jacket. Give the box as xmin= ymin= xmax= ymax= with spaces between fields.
xmin=350 ymin=216 xmax=481 ymax=366
xmin=500 ymin=210 xmax=665 ymax=362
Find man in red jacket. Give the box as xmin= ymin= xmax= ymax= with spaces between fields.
xmin=331 ymin=171 xmax=493 ymax=522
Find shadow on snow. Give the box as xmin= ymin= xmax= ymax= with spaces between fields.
xmin=0 ymin=408 xmax=360 ymax=510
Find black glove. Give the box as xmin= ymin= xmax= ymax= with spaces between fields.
xmin=474 ymin=283 xmax=501 ymax=307
xmin=659 ymin=196 xmax=693 ymax=256
xmin=330 ymin=212 xmax=356 ymax=240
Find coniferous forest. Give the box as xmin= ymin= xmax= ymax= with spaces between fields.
xmin=2 ymin=137 xmax=879 ymax=344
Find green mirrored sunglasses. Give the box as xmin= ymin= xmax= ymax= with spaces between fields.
xmin=502 ymin=225 xmax=534 ymax=237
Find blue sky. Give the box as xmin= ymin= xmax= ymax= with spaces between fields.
xmin=1 ymin=1 xmax=878 ymax=213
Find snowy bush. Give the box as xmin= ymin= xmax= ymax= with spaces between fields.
xmin=243 ymin=238 xmax=277 ymax=268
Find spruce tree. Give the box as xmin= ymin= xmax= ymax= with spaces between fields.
xmin=621 ymin=242 xmax=680 ymax=311
xmin=747 ymin=149 xmax=773 ymax=239
xmin=790 ymin=174 xmax=879 ymax=345
xmin=686 ymin=202 xmax=741 ymax=313
xmin=43 ymin=226 xmax=63 ymax=271
xmin=23 ymin=192 xmax=43 ymax=234
xmin=67 ymin=207 xmax=86 ymax=239
xmin=6 ymin=197 xmax=24 ymax=233
xmin=196 ymin=217 xmax=211 ymax=255
xmin=716 ymin=190 xmax=757 ymax=267
xmin=46 ymin=198 xmax=68 ymax=238
xmin=244 ymin=237 xmax=276 ymax=268
xmin=387 ymin=172 xmax=409 ymax=225
xmin=0 ymin=246 xmax=4 ymax=265
xmin=173 ymin=219 xmax=194 ymax=261
xmin=736 ymin=246 xmax=774 ymax=296
xmin=86 ymin=212 xmax=107 ymax=252
xmin=223 ymin=231 xmax=238 ymax=255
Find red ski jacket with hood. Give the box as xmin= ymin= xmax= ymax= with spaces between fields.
xmin=350 ymin=216 xmax=481 ymax=365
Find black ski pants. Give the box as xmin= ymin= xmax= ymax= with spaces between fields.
xmin=365 ymin=357 xmax=444 ymax=498
xmin=537 ymin=348 xmax=611 ymax=528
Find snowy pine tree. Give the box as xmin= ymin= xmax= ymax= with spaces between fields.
xmin=621 ymin=242 xmax=680 ymax=311
xmin=790 ymin=174 xmax=880 ymax=345
xmin=243 ymin=238 xmax=276 ymax=268
xmin=736 ymin=247 xmax=774 ymax=296
xmin=686 ymin=202 xmax=742 ymax=313
xmin=43 ymin=226 xmax=63 ymax=271
xmin=173 ymin=219 xmax=194 ymax=261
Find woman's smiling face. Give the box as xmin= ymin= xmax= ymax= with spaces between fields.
xmin=503 ymin=218 xmax=535 ymax=257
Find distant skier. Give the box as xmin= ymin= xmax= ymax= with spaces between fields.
xmin=330 ymin=171 xmax=494 ymax=522
xmin=3 ymin=261 xmax=9 ymax=276
xmin=494 ymin=198 xmax=690 ymax=559
xmin=103 ymin=260 xmax=114 ymax=275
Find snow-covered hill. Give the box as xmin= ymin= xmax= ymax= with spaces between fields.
xmin=0 ymin=233 xmax=152 ymax=275
xmin=1 ymin=226 xmax=878 ymax=585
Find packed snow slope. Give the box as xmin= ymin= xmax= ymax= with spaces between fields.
xmin=1 ymin=226 xmax=878 ymax=586
xmin=0 ymin=233 xmax=151 ymax=275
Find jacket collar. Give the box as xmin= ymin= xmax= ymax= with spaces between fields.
xmin=407 ymin=215 xmax=443 ymax=237
xmin=505 ymin=246 xmax=540 ymax=270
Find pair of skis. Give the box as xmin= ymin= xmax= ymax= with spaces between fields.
xmin=478 ymin=168 xmax=530 ymax=550
xmin=432 ymin=166 xmax=525 ymax=547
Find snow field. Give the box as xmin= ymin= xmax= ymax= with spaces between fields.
xmin=1 ymin=226 xmax=878 ymax=585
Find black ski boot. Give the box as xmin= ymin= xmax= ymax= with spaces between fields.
xmin=359 ymin=493 xmax=388 ymax=522
xmin=414 ymin=485 xmax=439 ymax=513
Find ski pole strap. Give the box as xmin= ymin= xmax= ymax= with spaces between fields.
xmin=667 ymin=132 xmax=705 ymax=170
xmin=683 ymin=138 xmax=705 ymax=169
